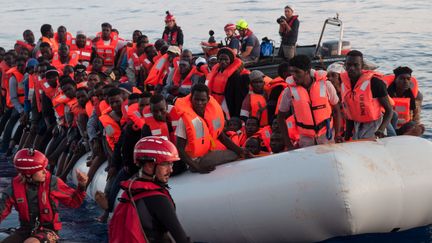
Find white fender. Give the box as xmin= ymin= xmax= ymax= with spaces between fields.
xmin=71 ymin=136 xmax=432 ymax=242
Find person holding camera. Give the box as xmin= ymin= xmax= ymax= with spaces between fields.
xmin=278 ymin=5 xmax=299 ymax=60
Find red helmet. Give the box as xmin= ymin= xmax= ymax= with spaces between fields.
xmin=224 ymin=23 xmax=236 ymax=31
xmin=165 ymin=11 xmax=176 ymax=23
xmin=134 ymin=136 xmax=179 ymax=166
xmin=13 ymin=148 xmax=48 ymax=175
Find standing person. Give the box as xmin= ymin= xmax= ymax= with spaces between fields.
xmin=278 ymin=5 xmax=299 ymax=60
xmin=70 ymin=31 xmax=94 ymax=66
xmin=0 ymin=148 xmax=87 ymax=243
xmin=341 ymin=50 xmax=393 ymax=140
xmin=277 ymin=55 xmax=342 ymax=148
xmin=162 ymin=11 xmax=184 ymax=49
xmin=54 ymin=25 xmax=73 ymax=47
xmin=236 ymin=19 xmax=260 ymax=62
xmin=94 ymin=23 xmax=127 ymax=68
xmin=224 ymin=23 xmax=240 ymax=55
xmin=109 ymin=136 xmax=190 ymax=243
xmin=37 ymin=24 xmax=58 ymax=53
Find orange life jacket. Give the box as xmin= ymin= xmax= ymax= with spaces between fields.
xmin=383 ymin=74 xmax=418 ymax=127
xmin=12 ymin=173 xmax=62 ymax=230
xmin=145 ymin=54 xmax=177 ymax=86
xmin=273 ymin=93 xmax=301 ymax=145
xmin=197 ymin=64 xmax=210 ymax=76
xmin=40 ymin=78 xmax=57 ymax=99
xmin=28 ymin=73 xmax=43 ymax=112
xmin=5 ymin=67 xmax=25 ymax=108
xmin=206 ymin=58 xmax=243 ymax=105
xmin=85 ymin=100 xmax=94 ymax=117
xmin=77 ymin=81 xmax=88 ymax=89
xmin=392 ymin=97 xmax=411 ymax=128
xmin=175 ymin=94 xmax=225 ymax=158
xmin=341 ymin=70 xmax=383 ymax=123
xmin=264 ymin=76 xmax=288 ymax=97
xmin=70 ymin=38 xmax=93 ymax=63
xmin=0 ymin=61 xmax=11 ymax=101
xmin=125 ymin=44 xmax=137 ymax=60
xmin=130 ymin=52 xmax=153 ymax=74
xmin=248 ymin=93 xmax=268 ymax=127
xmin=286 ymin=70 xmax=333 ymax=137
xmin=285 ymin=115 xmax=300 ymax=145
xmin=99 ymin=112 xmax=123 ymax=151
xmin=125 ymin=102 xmax=146 ymax=130
xmin=41 ymin=36 xmax=59 ymax=53
xmin=95 ymin=33 xmax=119 ymax=67
xmin=98 ymin=100 xmax=110 ymax=116
xmin=142 ymin=105 xmax=179 ymax=143
xmin=54 ymin=32 xmax=73 ymax=47
xmin=51 ymin=52 xmax=79 ymax=74
xmin=52 ymin=91 xmax=70 ymax=126
xmin=172 ymin=66 xmax=204 ymax=89
xmin=251 ymin=125 xmax=272 ymax=152
xmin=15 ymin=40 xmax=35 ymax=52
xmin=65 ymin=98 xmax=79 ymax=127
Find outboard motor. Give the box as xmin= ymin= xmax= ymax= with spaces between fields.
xmin=321 ymin=40 xmax=351 ymax=56
xmin=200 ymin=30 xmax=220 ymax=58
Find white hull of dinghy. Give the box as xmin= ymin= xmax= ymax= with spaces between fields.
xmin=71 ymin=136 xmax=432 ymax=242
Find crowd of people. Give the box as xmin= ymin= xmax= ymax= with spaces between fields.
xmin=0 ymin=6 xmax=426 ymax=243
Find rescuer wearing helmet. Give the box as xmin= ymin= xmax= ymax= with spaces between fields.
xmin=236 ymin=19 xmax=260 ymax=63
xmin=109 ymin=136 xmax=190 ymax=243
xmin=0 ymin=148 xmax=87 ymax=243
xmin=224 ymin=23 xmax=240 ymax=55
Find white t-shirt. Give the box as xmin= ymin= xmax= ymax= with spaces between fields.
xmin=175 ymin=117 xmax=188 ymax=139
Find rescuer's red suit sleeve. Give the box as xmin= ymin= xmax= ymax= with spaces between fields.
xmin=50 ymin=177 xmax=86 ymax=208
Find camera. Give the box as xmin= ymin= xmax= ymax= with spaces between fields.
xmin=277 ymin=16 xmax=286 ymax=24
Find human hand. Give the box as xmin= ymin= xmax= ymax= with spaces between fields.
xmin=76 ymin=169 xmax=89 ymax=188
xmin=375 ymin=130 xmax=385 ymax=138
xmin=107 ymin=167 xmax=118 ymax=180
xmin=241 ymin=148 xmax=254 ymax=159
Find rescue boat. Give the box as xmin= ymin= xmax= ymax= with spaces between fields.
xmin=200 ymin=15 xmax=378 ymax=78
xmin=70 ymin=136 xmax=432 ymax=242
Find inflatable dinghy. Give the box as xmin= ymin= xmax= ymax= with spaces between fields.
xmin=70 ymin=136 xmax=432 ymax=242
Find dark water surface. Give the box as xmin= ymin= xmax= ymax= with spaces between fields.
xmin=0 ymin=0 xmax=431 ymax=242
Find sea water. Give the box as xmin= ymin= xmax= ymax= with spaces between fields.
xmin=0 ymin=0 xmax=431 ymax=242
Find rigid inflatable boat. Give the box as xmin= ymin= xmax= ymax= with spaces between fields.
xmin=71 ymin=136 xmax=432 ymax=242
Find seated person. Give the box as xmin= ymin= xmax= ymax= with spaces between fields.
xmin=175 ymin=83 xmax=252 ymax=173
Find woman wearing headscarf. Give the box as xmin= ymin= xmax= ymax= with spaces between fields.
xmin=206 ymin=48 xmax=249 ymax=118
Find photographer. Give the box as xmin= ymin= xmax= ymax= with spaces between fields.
xmin=278 ymin=5 xmax=299 ymax=60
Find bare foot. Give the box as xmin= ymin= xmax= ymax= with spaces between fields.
xmin=95 ymin=191 xmax=108 ymax=210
